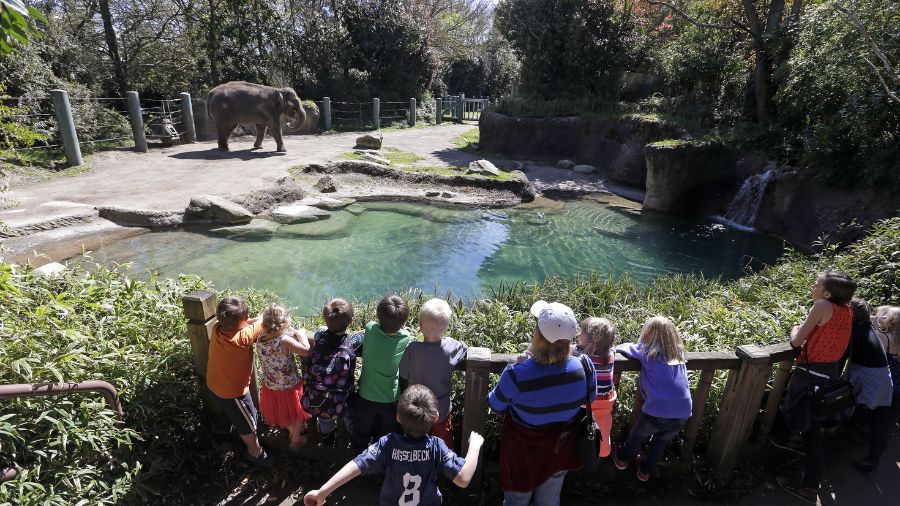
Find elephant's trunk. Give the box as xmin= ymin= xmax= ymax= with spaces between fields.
xmin=285 ymin=107 xmax=306 ymax=130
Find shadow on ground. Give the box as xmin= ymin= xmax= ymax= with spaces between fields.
xmin=169 ymin=148 xmax=287 ymax=161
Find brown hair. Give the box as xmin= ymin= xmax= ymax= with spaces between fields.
xmin=323 ymin=298 xmax=354 ymax=333
xmin=581 ymin=317 xmax=617 ymax=366
xmin=397 ymin=384 xmax=439 ymax=437
xmin=820 ymin=272 xmax=857 ymax=305
xmin=849 ymin=297 xmax=870 ymax=324
xmin=639 ymin=316 xmax=687 ymax=364
xmin=262 ymin=304 xmax=291 ymax=337
xmin=530 ymin=328 xmax=571 ymax=365
xmin=377 ymin=294 xmax=409 ymax=334
xmin=216 ymin=296 xmax=249 ymax=330
xmin=874 ymin=306 xmax=900 ymax=355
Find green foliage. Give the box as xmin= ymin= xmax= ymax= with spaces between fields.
xmin=0 ymin=83 xmax=45 ymax=149
xmin=495 ymin=0 xmax=627 ymax=100
xmin=0 ymin=0 xmax=46 ymax=55
xmin=451 ymin=127 xmax=479 ymax=152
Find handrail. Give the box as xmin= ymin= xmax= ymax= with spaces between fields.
xmin=0 ymin=381 xmax=124 ymax=418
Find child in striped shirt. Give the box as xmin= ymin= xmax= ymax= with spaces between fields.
xmin=576 ymin=317 xmax=618 ymax=458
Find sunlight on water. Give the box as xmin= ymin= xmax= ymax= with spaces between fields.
xmin=79 ymin=199 xmax=784 ymax=313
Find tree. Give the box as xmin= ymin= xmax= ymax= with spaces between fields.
xmin=0 ymin=0 xmax=46 ymax=55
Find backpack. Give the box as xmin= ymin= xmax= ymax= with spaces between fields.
xmin=302 ymin=330 xmax=355 ymax=418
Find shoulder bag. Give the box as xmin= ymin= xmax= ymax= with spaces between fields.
xmin=575 ymin=354 xmax=600 ymax=471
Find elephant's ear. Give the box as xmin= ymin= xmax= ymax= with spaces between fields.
xmin=277 ymin=90 xmax=287 ymax=112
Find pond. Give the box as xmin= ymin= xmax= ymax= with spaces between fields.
xmin=79 ymin=197 xmax=784 ymax=314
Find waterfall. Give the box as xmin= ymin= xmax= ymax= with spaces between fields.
xmin=714 ymin=170 xmax=774 ymax=232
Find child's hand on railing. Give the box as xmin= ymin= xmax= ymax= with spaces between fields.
xmin=468 ymin=431 xmax=484 ymax=449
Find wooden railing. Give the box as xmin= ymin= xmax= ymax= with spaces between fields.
xmin=183 ymin=290 xmax=799 ymax=486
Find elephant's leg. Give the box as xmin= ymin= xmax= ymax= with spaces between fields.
xmin=218 ymin=123 xmax=238 ymax=151
xmin=271 ymin=122 xmax=285 ymax=152
xmin=253 ymin=123 xmax=266 ymax=149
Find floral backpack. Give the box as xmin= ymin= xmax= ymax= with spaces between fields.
xmin=302 ymin=329 xmax=357 ymax=419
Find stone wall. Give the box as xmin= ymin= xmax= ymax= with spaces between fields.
xmin=478 ymin=111 xmax=686 ymax=186
xmin=643 ymin=141 xmax=738 ymax=215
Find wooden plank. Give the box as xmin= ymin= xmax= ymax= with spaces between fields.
xmin=187 ymin=317 xmax=216 ymax=377
xmin=461 ymin=355 xmax=493 ymax=489
xmin=683 ymin=370 xmax=715 ymax=453
xmin=756 ymin=359 xmax=794 ymax=444
xmin=182 ymin=290 xmax=217 ymax=322
xmin=479 ymin=350 xmax=739 ymax=374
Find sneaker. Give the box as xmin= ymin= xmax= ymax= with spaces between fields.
xmin=850 ymin=458 xmax=877 ymax=474
xmin=317 ymin=431 xmax=336 ymax=448
xmin=635 ymin=455 xmax=650 ymax=482
xmin=776 ymin=475 xmax=820 ymax=505
xmin=612 ymin=446 xmax=628 ymax=471
xmin=768 ymin=435 xmax=806 ymax=456
xmin=250 ymin=449 xmax=273 ymax=468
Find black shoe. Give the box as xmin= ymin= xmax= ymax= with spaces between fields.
xmin=250 ymin=449 xmax=273 ymax=468
xmin=776 ymin=475 xmax=820 ymax=505
xmin=769 ymin=435 xmax=806 ymax=456
xmin=318 ymin=431 xmax=336 ymax=448
xmin=851 ymin=458 xmax=877 ymax=474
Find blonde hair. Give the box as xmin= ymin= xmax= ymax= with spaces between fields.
xmin=874 ymin=305 xmax=900 ymax=354
xmin=581 ymin=317 xmax=617 ymax=366
xmin=530 ymin=328 xmax=571 ymax=365
xmin=419 ymin=298 xmax=452 ymax=338
xmin=639 ymin=316 xmax=686 ymax=365
xmin=262 ymin=304 xmax=292 ymax=337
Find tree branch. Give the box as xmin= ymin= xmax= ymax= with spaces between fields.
xmin=647 ymin=0 xmax=758 ymax=41
xmin=833 ymin=5 xmax=899 ymax=88
xmin=863 ymin=56 xmax=900 ymax=105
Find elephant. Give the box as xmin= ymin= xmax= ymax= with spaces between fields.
xmin=206 ymin=81 xmax=306 ymax=152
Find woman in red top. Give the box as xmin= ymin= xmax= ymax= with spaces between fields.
xmin=776 ymin=272 xmax=856 ymax=504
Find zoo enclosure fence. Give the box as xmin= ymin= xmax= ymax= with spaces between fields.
xmin=182 ymin=290 xmax=799 ymax=489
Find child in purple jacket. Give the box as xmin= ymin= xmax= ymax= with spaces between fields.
xmin=612 ymin=316 xmax=692 ymax=481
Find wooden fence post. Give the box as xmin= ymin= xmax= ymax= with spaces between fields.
xmin=683 ymin=369 xmax=715 ymax=456
xmin=706 ymin=345 xmax=771 ymax=477
xmin=461 ymin=351 xmax=492 ymax=488
xmin=757 ymin=358 xmax=793 ymax=443
xmin=183 ymin=290 xmax=217 ymax=377
xmin=408 ymin=98 xmax=416 ymax=127
xmin=322 ymin=97 xmax=331 ymax=130
xmin=180 ymin=92 xmax=197 ymax=143
xmin=372 ymin=98 xmax=380 ymax=130
xmin=456 ymin=94 xmax=464 ymax=123
xmin=126 ymin=91 xmax=148 ymax=152
xmin=50 ymin=89 xmax=83 ymax=166
xmin=435 ymin=98 xmax=442 ymax=125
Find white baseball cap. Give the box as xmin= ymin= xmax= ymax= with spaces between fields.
xmin=529 ymin=300 xmax=578 ymax=343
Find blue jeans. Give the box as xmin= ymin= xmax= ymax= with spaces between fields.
xmin=618 ymin=413 xmax=687 ymax=475
xmin=503 ymin=470 xmax=567 ymax=506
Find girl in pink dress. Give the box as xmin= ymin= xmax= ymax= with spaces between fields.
xmin=257 ymin=304 xmax=311 ymax=449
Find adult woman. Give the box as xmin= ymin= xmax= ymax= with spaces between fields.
xmin=487 ymin=301 xmax=596 ymax=506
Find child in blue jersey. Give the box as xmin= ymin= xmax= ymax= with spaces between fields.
xmin=304 ymin=385 xmax=484 ymax=506
xmin=613 ymin=316 xmax=691 ymax=482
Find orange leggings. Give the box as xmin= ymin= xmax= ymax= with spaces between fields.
xmin=591 ymin=391 xmax=617 ymax=458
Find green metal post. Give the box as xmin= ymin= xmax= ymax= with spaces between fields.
xmin=323 ymin=97 xmax=331 ymax=130
xmin=435 ymin=98 xmax=442 ymax=125
xmin=180 ymin=92 xmax=197 ymax=143
xmin=126 ymin=91 xmax=147 ymax=152
xmin=373 ymin=98 xmax=380 ymax=130
xmin=409 ymin=98 xmax=416 ymax=127
xmin=50 ymin=89 xmax=83 ymax=166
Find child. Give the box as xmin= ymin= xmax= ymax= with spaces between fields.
xmin=352 ymin=294 xmax=412 ymax=450
xmin=575 ymin=317 xmax=617 ymax=458
xmin=256 ymin=304 xmax=311 ymax=450
xmin=613 ymin=316 xmax=691 ymax=482
xmin=873 ymin=305 xmax=900 ymax=402
xmin=304 ymin=385 xmax=484 ymax=506
xmin=302 ymin=298 xmax=362 ymax=448
xmin=399 ymin=298 xmax=468 ymax=448
xmin=205 ymin=296 xmax=269 ymax=465
xmin=775 ymin=271 xmax=855 ymax=503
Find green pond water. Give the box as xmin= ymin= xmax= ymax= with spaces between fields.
xmin=81 ymin=198 xmax=784 ymax=314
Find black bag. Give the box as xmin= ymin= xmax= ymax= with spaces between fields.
xmin=810 ymin=379 xmax=854 ymax=415
xmin=576 ymin=354 xmax=600 ymax=471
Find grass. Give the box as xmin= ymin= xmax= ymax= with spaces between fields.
xmin=338 ymin=146 xmax=516 ymax=180
xmin=451 ymin=127 xmax=480 ymax=153
xmin=649 ymin=139 xmax=691 ymax=148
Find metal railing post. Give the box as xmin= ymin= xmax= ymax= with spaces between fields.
xmin=408 ymin=97 xmax=416 ymax=127
xmin=456 ymin=94 xmax=464 ymax=123
xmin=322 ymin=97 xmax=331 ymax=130
xmin=373 ymin=98 xmax=380 ymax=130
xmin=126 ymin=91 xmax=148 ymax=152
xmin=180 ymin=92 xmax=197 ymax=143
xmin=50 ymin=89 xmax=83 ymax=166
xmin=435 ymin=97 xmax=442 ymax=125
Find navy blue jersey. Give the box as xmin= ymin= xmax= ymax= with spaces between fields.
xmin=353 ymin=432 xmax=464 ymax=506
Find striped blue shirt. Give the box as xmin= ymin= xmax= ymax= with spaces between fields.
xmin=487 ymin=355 xmax=597 ymax=428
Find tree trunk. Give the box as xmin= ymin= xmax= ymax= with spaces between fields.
xmin=207 ymin=0 xmax=219 ymax=85
xmin=98 ymin=0 xmax=128 ymax=97
xmin=741 ymin=0 xmax=776 ymax=124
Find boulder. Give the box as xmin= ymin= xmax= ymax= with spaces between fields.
xmin=573 ymin=164 xmax=596 ymax=174
xmin=314 ymin=176 xmax=339 ymax=193
xmin=557 ymin=159 xmax=575 ymax=170
xmin=441 ymin=192 xmax=455 ymax=198
xmin=33 ymin=262 xmax=67 ymax=277
xmin=355 ymin=133 xmax=383 ymax=150
xmin=235 ymin=177 xmax=306 ymax=214
xmin=643 ymin=141 xmax=738 ymax=215
xmin=185 ymin=195 xmax=254 ymax=224
xmin=356 ymin=151 xmax=390 ymax=166
xmin=299 ymin=195 xmax=355 ymax=210
xmin=210 ymin=219 xmax=281 ymax=239
xmin=98 ymin=207 xmax=184 ymax=227
xmin=271 ymin=204 xmax=331 ymax=224
xmin=425 ymin=191 xmax=440 ymax=197
xmin=467 ymin=159 xmax=500 ymax=176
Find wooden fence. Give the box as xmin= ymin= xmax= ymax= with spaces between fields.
xmin=183 ymin=290 xmax=798 ymax=487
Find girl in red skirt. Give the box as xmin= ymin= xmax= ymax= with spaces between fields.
xmin=257 ymin=304 xmax=312 ymax=449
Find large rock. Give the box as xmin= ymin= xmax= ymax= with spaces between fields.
xmin=357 ymin=152 xmax=390 ymax=166
xmin=314 ymin=176 xmax=339 ymax=193
xmin=33 ymin=262 xmax=67 ymax=277
xmin=573 ymin=164 xmax=596 ymax=174
xmin=99 ymin=207 xmax=184 ymax=227
xmin=355 ymin=133 xmax=383 ymax=150
xmin=210 ymin=219 xmax=281 ymax=239
xmin=298 ymin=195 xmax=355 ymax=210
xmin=479 ymin=111 xmax=686 ymax=187
xmin=642 ymin=141 xmax=738 ymax=215
xmin=467 ymin=159 xmax=500 ymax=176
xmin=234 ymin=177 xmax=306 ymax=214
xmin=271 ymin=204 xmax=331 ymax=224
xmin=185 ymin=195 xmax=254 ymax=224
xmin=557 ymin=159 xmax=575 ymax=170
